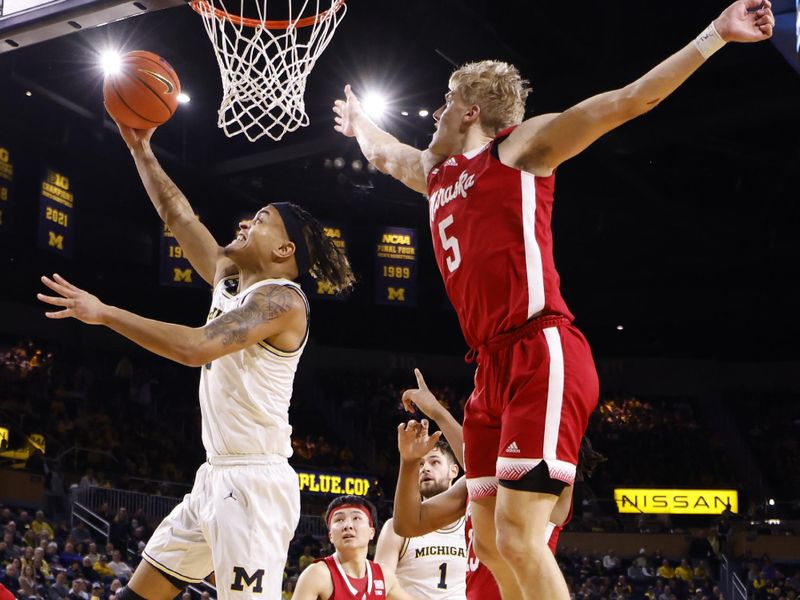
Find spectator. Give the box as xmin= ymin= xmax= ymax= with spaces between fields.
xmin=675 ymin=559 xmax=693 ymax=583
xmin=0 ymin=563 xmax=19 ymax=597
xmin=297 ymin=546 xmax=315 ymax=573
xmin=658 ymin=559 xmax=675 ymax=580
xmin=18 ymin=565 xmax=38 ymax=598
xmin=58 ymin=543 xmax=81 ymax=569
xmin=80 ymin=556 xmax=98 ymax=583
xmin=93 ymin=555 xmax=114 ymax=581
xmin=108 ymin=579 xmax=122 ymax=597
xmin=107 ymin=551 xmax=131 ymax=582
xmin=68 ymin=578 xmax=88 ymax=600
xmin=69 ymin=522 xmax=92 ymax=546
xmin=89 ymin=582 xmax=104 ymax=600
xmin=84 ymin=543 xmax=99 ymax=566
xmin=109 ymin=509 xmax=129 ymax=552
xmin=603 ymin=548 xmax=622 ymax=575
xmin=30 ymin=511 xmax=55 ymax=541
xmin=693 ymin=560 xmax=710 ymax=581
xmin=48 ymin=573 xmax=69 ymax=600
xmin=78 ymin=470 xmax=98 ymax=490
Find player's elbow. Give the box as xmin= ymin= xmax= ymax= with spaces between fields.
xmin=392 ymin=518 xmax=424 ymax=538
xmin=175 ymin=338 xmax=214 ymax=367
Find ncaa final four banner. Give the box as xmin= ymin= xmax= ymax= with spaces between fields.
xmin=375 ymin=226 xmax=418 ymax=307
xmin=37 ymin=169 xmax=75 ymax=257
xmin=310 ymin=223 xmax=349 ymax=300
xmin=0 ymin=143 xmax=12 ymax=231
xmin=159 ymin=223 xmax=206 ymax=288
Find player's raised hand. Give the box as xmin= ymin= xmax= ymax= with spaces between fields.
xmin=107 ymin=109 xmax=156 ymax=153
xmin=397 ymin=419 xmax=442 ymax=462
xmin=37 ymin=274 xmax=107 ymax=325
xmin=332 ymin=84 xmax=364 ymax=138
xmin=714 ymin=0 xmax=774 ymax=42
xmin=402 ymin=369 xmax=445 ymax=419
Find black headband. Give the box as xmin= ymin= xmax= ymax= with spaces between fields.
xmin=271 ymin=202 xmax=311 ymax=276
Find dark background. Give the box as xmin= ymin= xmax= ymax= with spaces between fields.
xmin=0 ymin=0 xmax=799 ymax=361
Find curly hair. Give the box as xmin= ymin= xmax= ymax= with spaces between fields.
xmin=288 ymin=203 xmax=356 ymax=294
xmin=449 ymin=60 xmax=531 ymax=134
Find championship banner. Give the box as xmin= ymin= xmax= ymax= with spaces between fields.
xmin=159 ymin=223 xmax=206 ymax=288
xmin=0 ymin=143 xmax=12 ymax=231
xmin=310 ymin=223 xmax=348 ymax=300
xmin=375 ymin=226 xmax=418 ymax=307
xmin=296 ymin=469 xmax=372 ymax=497
xmin=614 ymin=488 xmax=738 ymax=515
xmin=37 ymin=169 xmax=74 ymax=257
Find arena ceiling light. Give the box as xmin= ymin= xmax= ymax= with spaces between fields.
xmin=363 ymin=92 xmax=387 ymax=120
xmin=176 ymin=92 xmax=191 ymax=104
xmin=100 ymin=50 xmax=122 ymax=76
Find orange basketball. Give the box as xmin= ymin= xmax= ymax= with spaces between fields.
xmin=103 ymin=50 xmax=181 ymax=130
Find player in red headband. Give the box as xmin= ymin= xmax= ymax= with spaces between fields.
xmin=293 ymin=496 xmax=415 ymax=600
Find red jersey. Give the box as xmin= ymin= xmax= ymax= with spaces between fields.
xmin=321 ymin=554 xmax=387 ymax=599
xmin=427 ymin=128 xmax=573 ymax=349
xmin=465 ymin=504 xmax=501 ymax=600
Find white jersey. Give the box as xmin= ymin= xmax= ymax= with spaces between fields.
xmin=395 ymin=517 xmax=467 ymax=599
xmin=199 ymin=275 xmax=308 ymax=457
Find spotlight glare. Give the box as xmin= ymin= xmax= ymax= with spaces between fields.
xmin=176 ymin=92 xmax=191 ymax=104
xmin=363 ymin=92 xmax=387 ymax=119
xmin=400 ymin=111 xmax=409 ymax=116
xmin=616 ymin=325 xmax=624 ymax=331
xmin=25 ymin=90 xmax=32 ymax=97
xmin=100 ymin=50 xmax=123 ymax=76
xmin=768 ymin=498 xmax=775 ymax=506
xmin=418 ymin=109 xmax=429 ymax=117
xmin=351 ymin=159 xmax=363 ymax=172
xmin=333 ymin=157 xmax=346 ymax=170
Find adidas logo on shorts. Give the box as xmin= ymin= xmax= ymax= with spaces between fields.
xmin=505 ymin=441 xmax=521 ymax=454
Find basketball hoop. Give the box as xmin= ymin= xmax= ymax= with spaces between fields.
xmin=191 ymin=0 xmax=346 ymax=142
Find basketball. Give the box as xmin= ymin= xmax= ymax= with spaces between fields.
xmin=103 ymin=50 xmax=181 ymax=130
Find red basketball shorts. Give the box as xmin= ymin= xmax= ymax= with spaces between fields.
xmin=464 ymin=315 xmax=599 ymax=500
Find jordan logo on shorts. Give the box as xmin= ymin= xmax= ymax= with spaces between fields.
xmin=505 ymin=441 xmax=521 ymax=454
xmin=225 ymin=491 xmax=237 ymax=501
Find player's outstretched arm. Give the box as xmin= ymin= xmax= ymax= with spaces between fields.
xmin=292 ymin=562 xmax=331 ymax=600
xmin=401 ymin=368 xmax=464 ymax=468
xmin=37 ymin=275 xmax=305 ymax=367
xmin=333 ymin=85 xmax=442 ymax=195
xmin=392 ymin=420 xmax=467 ymax=538
xmin=502 ymin=0 xmax=775 ymax=176
xmin=374 ymin=517 xmax=403 ymax=576
xmin=110 ymin=117 xmax=228 ymax=285
xmin=384 ymin=571 xmax=419 ymax=600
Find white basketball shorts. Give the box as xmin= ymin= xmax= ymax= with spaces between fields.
xmin=143 ymin=454 xmax=300 ymax=599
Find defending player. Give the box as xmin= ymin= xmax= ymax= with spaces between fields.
xmin=333 ymin=3 xmax=773 ymax=598
xmin=38 ymin=121 xmax=355 ymax=600
xmin=292 ymin=496 xmax=414 ymax=600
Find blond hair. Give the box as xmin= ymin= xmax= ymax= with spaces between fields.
xmin=449 ymin=60 xmax=531 ymax=134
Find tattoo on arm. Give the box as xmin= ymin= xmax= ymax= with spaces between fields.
xmin=204 ymin=286 xmax=295 ymax=347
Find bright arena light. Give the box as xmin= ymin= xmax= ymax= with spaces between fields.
xmin=100 ymin=51 xmax=123 ymax=76
xmin=176 ymin=92 xmax=191 ymax=104
xmin=418 ymin=109 xmax=429 ymax=117
xmin=363 ymin=93 xmax=387 ymax=119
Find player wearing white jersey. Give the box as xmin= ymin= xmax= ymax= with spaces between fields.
xmin=375 ymin=371 xmax=465 ymax=599
xmin=38 ymin=120 xmax=355 ymax=600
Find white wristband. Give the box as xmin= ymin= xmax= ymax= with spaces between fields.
xmin=693 ymin=22 xmax=726 ymax=59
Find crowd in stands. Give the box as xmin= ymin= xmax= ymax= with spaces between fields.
xmin=728 ymin=392 xmax=800 ymax=502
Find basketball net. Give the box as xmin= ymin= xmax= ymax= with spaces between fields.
xmin=191 ymin=0 xmax=346 ymax=142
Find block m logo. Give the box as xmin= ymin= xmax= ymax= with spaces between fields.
xmin=231 ymin=567 xmax=265 ymax=593
xmin=387 ymin=287 xmax=405 ymax=302
xmin=48 ymin=231 xmax=64 ymax=250
xmin=173 ymin=268 xmax=193 ymax=283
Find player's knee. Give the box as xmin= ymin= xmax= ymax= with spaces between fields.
xmin=473 ymin=532 xmax=502 ymax=568
xmin=114 ymin=586 xmax=147 ymax=600
xmin=495 ymin=530 xmax=550 ymax=571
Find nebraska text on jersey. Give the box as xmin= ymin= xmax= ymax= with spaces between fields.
xmin=429 ymin=170 xmax=477 ymax=223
